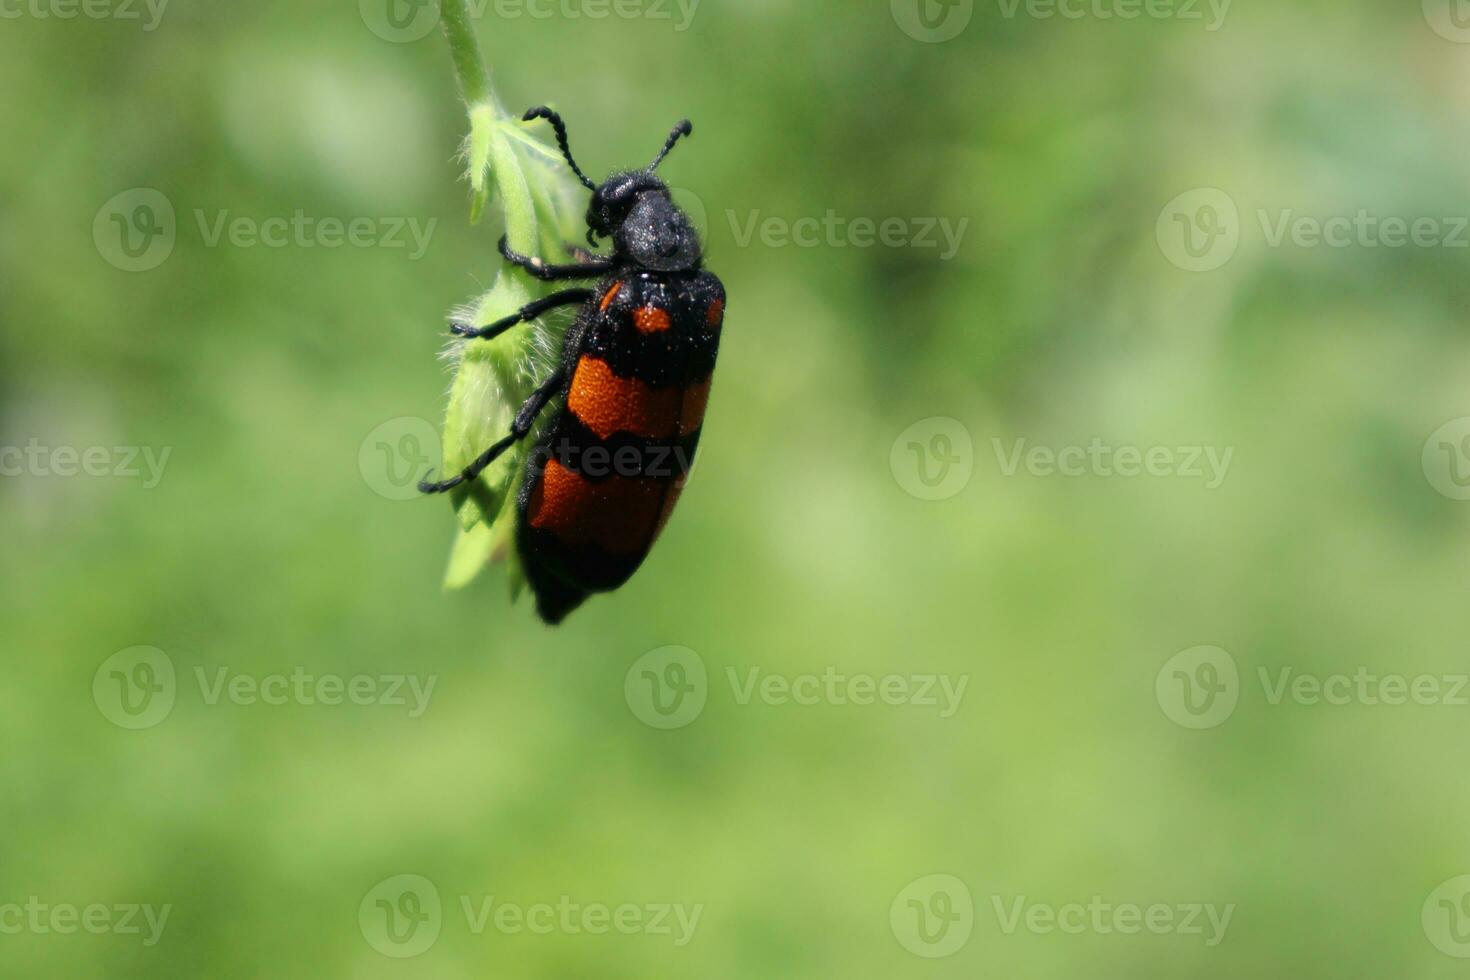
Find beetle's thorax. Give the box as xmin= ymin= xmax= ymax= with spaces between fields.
xmin=589 ymin=171 xmax=702 ymax=273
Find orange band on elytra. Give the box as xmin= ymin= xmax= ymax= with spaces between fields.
xmin=527 ymin=459 xmax=666 ymax=555
xmin=567 ymin=356 xmax=684 ymax=440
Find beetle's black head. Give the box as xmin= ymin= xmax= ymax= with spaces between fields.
xmin=522 ymin=108 xmax=701 ymax=272
xmin=586 ymin=170 xmax=700 ymax=271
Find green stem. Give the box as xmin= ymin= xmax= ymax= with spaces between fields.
xmin=439 ymin=0 xmax=492 ymax=111
xmin=439 ymin=1 xmax=536 ymax=250
xmin=431 ymin=0 xmax=588 ymax=593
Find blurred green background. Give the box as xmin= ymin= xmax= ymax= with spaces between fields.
xmin=5 ymin=0 xmax=1470 ymax=975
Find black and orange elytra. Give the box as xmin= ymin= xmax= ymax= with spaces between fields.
xmin=420 ymin=106 xmax=725 ymax=624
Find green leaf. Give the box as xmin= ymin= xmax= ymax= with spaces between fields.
xmin=465 ymin=103 xmax=496 ymax=224
xmin=442 ymin=519 xmax=496 ymax=590
xmin=439 ymin=271 xmax=532 ymax=534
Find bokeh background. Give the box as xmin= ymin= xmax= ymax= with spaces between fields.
xmin=5 ymin=0 xmax=1470 ymax=975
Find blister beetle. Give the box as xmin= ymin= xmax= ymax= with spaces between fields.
xmin=421 ymin=107 xmax=725 ymax=624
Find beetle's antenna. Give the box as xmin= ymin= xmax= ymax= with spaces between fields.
xmin=650 ymin=120 xmax=693 ymax=171
xmin=524 ymin=106 xmax=597 ymax=190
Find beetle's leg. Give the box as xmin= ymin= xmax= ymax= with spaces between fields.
xmin=448 ymin=287 xmax=593 ymax=340
xmin=499 ymin=235 xmax=612 ymax=282
xmin=418 ymin=367 xmax=568 ymax=495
